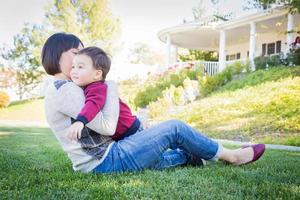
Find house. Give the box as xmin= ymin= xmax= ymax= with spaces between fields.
xmin=157 ymin=6 xmax=300 ymax=75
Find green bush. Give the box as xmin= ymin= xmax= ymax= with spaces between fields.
xmin=218 ymin=66 xmax=300 ymax=93
xmin=148 ymin=96 xmax=172 ymax=118
xmin=0 ymin=91 xmax=10 ymax=108
xmin=199 ymin=65 xmax=235 ymax=97
xmin=254 ymin=55 xmax=282 ymax=70
xmin=133 ymin=68 xmax=201 ymax=108
xmin=288 ymin=48 xmax=300 ymax=65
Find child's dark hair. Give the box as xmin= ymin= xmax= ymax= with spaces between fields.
xmin=77 ymin=47 xmax=111 ymax=80
xmin=42 ymin=33 xmax=83 ymax=75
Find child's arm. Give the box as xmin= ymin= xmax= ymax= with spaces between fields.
xmin=76 ymin=82 xmax=107 ymax=125
xmin=67 ymin=83 xmax=107 ymax=140
xmin=56 ymin=80 xmax=119 ymax=136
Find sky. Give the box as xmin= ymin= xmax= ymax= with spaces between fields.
xmin=0 ymin=0 xmax=248 ymax=81
xmin=0 ymin=0 xmax=203 ymax=51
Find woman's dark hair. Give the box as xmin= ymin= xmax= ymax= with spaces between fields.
xmin=77 ymin=46 xmax=111 ymax=80
xmin=41 ymin=33 xmax=84 ymax=75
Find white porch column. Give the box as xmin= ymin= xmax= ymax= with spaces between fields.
xmin=218 ymin=30 xmax=226 ymax=72
xmin=166 ymin=34 xmax=171 ymax=66
xmin=173 ymin=46 xmax=178 ymax=63
xmin=249 ymin=22 xmax=256 ymax=71
xmin=286 ymin=13 xmax=294 ymax=54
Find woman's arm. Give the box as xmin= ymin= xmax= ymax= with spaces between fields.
xmin=56 ymin=80 xmax=119 ymax=135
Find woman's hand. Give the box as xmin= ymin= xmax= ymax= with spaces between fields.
xmin=67 ymin=121 xmax=84 ymax=140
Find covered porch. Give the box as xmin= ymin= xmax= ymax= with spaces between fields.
xmin=158 ymin=7 xmax=300 ymax=75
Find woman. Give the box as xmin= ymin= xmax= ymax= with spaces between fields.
xmin=42 ymin=33 xmax=265 ymax=173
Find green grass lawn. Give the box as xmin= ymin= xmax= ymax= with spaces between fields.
xmin=0 ymin=126 xmax=300 ymax=199
xmin=153 ymin=67 xmax=300 ymax=146
xmin=0 ymin=98 xmax=46 ymax=122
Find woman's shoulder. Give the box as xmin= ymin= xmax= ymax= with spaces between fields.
xmin=54 ymin=79 xmax=72 ymax=90
xmin=46 ymin=79 xmax=83 ymax=99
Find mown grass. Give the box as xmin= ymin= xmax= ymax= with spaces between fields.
xmin=0 ymin=126 xmax=300 ymax=199
xmin=0 ymin=98 xmax=46 ymax=122
xmin=153 ymin=67 xmax=300 ymax=146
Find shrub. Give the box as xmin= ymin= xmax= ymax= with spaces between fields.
xmin=133 ymin=68 xmax=201 ymax=108
xmin=199 ymin=65 xmax=234 ymax=97
xmin=148 ymin=97 xmax=172 ymax=118
xmin=288 ymin=48 xmax=300 ymax=65
xmin=0 ymin=91 xmax=10 ymax=108
xmin=254 ymin=55 xmax=282 ymax=70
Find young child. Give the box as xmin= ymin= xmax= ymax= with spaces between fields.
xmin=67 ymin=46 xmax=142 ymax=141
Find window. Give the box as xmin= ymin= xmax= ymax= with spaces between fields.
xmin=226 ymin=52 xmax=241 ymax=61
xmin=263 ymin=41 xmax=281 ymax=55
xmin=262 ymin=44 xmax=266 ymax=56
xmin=267 ymin=43 xmax=275 ymax=55
xmin=276 ymin=40 xmax=281 ymax=53
xmin=229 ymin=54 xmax=235 ymax=60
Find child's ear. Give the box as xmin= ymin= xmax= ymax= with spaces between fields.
xmin=94 ymin=70 xmax=103 ymax=80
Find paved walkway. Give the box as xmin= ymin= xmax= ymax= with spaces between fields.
xmin=216 ymin=139 xmax=300 ymax=152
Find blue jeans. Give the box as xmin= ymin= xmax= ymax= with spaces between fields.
xmin=92 ymin=120 xmax=222 ymax=173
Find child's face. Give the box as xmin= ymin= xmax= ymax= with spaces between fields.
xmin=71 ymin=54 xmax=102 ymax=87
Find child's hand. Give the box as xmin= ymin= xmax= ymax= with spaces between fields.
xmin=67 ymin=121 xmax=84 ymax=141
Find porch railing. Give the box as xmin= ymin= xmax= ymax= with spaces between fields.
xmin=172 ymin=59 xmax=248 ymax=77
xmin=173 ymin=61 xmax=220 ymax=76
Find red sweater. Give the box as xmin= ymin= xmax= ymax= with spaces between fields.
xmin=76 ymin=81 xmax=136 ymax=140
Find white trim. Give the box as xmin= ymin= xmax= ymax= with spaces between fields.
xmin=219 ymin=30 xmax=226 ymax=71
xmin=216 ymin=8 xmax=288 ymax=30
xmin=166 ymin=34 xmax=171 ymax=66
xmin=249 ymin=22 xmax=256 ymax=71
xmin=286 ymin=13 xmax=294 ymax=54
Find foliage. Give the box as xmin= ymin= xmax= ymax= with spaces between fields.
xmin=179 ymin=49 xmax=218 ymax=62
xmin=154 ymin=66 xmax=300 ymax=145
xmin=129 ymin=42 xmax=164 ymax=65
xmin=148 ymin=96 xmax=172 ymax=118
xmin=199 ymin=61 xmax=250 ymax=97
xmin=148 ymin=79 xmax=200 ymax=118
xmin=0 ymin=91 xmax=10 ymax=108
xmin=0 ymin=67 xmax=16 ymax=89
xmin=45 ymin=0 xmax=121 ymax=54
xmin=118 ymin=76 xmax=144 ymax=111
xmin=133 ymin=68 xmax=201 ymax=108
xmin=249 ymin=0 xmax=300 ymax=13
xmin=254 ymin=55 xmax=282 ymax=70
xmin=0 ymin=24 xmax=46 ymax=100
xmin=192 ymin=0 xmax=206 ymax=20
xmin=288 ymin=48 xmax=300 ymax=65
xmin=218 ymin=66 xmax=300 ymax=93
xmin=1 ymin=0 xmax=121 ymax=100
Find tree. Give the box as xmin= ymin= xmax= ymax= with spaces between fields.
xmin=129 ymin=42 xmax=164 ymax=65
xmin=192 ymin=0 xmax=206 ymax=20
xmin=45 ymin=0 xmax=121 ymax=54
xmin=1 ymin=0 xmax=121 ymax=100
xmin=179 ymin=49 xmax=218 ymax=62
xmin=245 ymin=0 xmax=299 ymax=13
xmin=0 ymin=24 xmax=46 ymax=100
xmin=0 ymin=67 xmax=16 ymax=90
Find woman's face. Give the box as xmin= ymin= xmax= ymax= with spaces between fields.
xmin=59 ymin=44 xmax=83 ymax=79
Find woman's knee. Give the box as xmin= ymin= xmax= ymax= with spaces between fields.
xmin=164 ymin=119 xmax=187 ymax=132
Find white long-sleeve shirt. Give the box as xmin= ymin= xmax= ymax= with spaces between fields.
xmin=44 ymin=79 xmax=119 ymax=173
